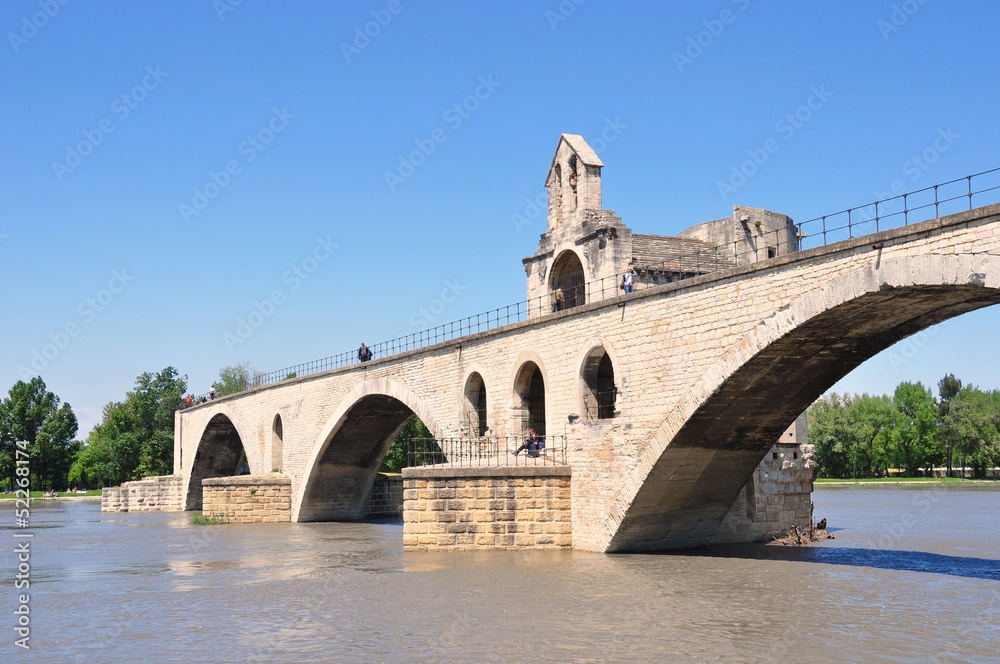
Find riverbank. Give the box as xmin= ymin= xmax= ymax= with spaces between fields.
xmin=816 ymin=477 xmax=999 ymax=486
xmin=0 ymin=489 xmax=103 ymax=500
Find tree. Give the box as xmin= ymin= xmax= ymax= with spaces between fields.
xmin=130 ymin=368 xmax=187 ymax=477
xmin=72 ymin=367 xmax=187 ymax=487
xmin=0 ymin=377 xmax=78 ymax=490
xmin=847 ymin=394 xmax=897 ymax=478
xmin=808 ymin=394 xmax=853 ymax=478
xmin=937 ymin=373 xmax=964 ymax=476
xmin=216 ymin=362 xmax=265 ymax=396
xmin=891 ymin=381 xmax=938 ymax=476
xmin=946 ymin=387 xmax=1000 ymax=478
xmin=380 ymin=416 xmax=432 ymax=474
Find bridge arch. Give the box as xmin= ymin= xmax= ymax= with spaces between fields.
xmin=293 ymin=379 xmax=441 ymax=522
xmin=512 ymin=352 xmax=549 ymax=436
xmin=575 ymin=339 xmax=623 ymax=420
xmin=462 ymin=366 xmax=490 ymax=436
xmin=603 ymin=253 xmax=1000 ymax=552
xmin=183 ymin=405 xmax=255 ymax=510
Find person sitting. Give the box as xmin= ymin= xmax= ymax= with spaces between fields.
xmin=511 ymin=429 xmax=541 ymax=457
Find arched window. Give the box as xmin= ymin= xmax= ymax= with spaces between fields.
xmin=551 ymin=250 xmax=586 ymax=311
xmin=271 ymin=414 xmax=284 ymax=471
xmin=464 ymin=372 xmax=488 ymax=436
xmin=581 ymin=348 xmax=617 ymax=420
xmin=514 ymin=362 xmax=546 ymax=436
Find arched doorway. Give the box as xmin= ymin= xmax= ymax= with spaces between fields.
xmin=271 ymin=414 xmax=284 ymax=471
xmin=464 ymin=372 xmax=488 ymax=436
xmin=514 ymin=362 xmax=546 ymax=436
xmin=550 ymin=250 xmax=586 ymax=311
xmin=186 ymin=413 xmax=248 ymax=510
xmin=581 ymin=348 xmax=617 ymax=419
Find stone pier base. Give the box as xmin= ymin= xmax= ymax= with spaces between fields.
xmin=715 ymin=442 xmax=817 ymax=544
xmin=101 ymin=475 xmax=183 ymax=512
xmin=202 ymin=474 xmax=291 ymax=523
xmin=402 ymin=465 xmax=572 ymax=551
xmin=362 ymin=472 xmax=404 ymax=519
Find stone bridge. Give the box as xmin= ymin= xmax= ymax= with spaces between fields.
xmin=173 ymin=201 xmax=1000 ymax=552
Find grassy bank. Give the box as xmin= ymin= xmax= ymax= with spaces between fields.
xmin=0 ymin=489 xmax=103 ymax=499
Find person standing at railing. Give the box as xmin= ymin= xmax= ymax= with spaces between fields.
xmin=209 ymin=385 xmax=216 ymax=400
xmin=622 ymin=265 xmax=635 ymax=293
xmin=552 ymin=287 xmax=564 ymax=313
xmin=358 ymin=342 xmax=373 ymax=362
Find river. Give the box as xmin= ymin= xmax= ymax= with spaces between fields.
xmin=8 ymin=485 xmax=1000 ymax=663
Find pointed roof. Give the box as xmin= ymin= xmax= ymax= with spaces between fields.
xmin=545 ymin=133 xmax=604 ymax=184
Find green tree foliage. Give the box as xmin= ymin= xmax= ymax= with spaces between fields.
xmin=216 ymin=362 xmax=264 ymax=396
xmin=808 ymin=394 xmax=853 ymax=478
xmin=379 ymin=416 xmax=432 ymax=473
xmin=849 ymin=394 xmax=897 ymax=478
xmin=808 ymin=375 xmax=1000 ymax=478
xmin=0 ymin=377 xmax=79 ymax=490
xmin=809 ymin=393 xmax=896 ymax=478
xmin=891 ymin=381 xmax=939 ymax=476
xmin=937 ymin=373 xmax=963 ymax=475
xmin=73 ymin=367 xmax=187 ymax=487
xmin=944 ymin=387 xmax=1000 ymax=478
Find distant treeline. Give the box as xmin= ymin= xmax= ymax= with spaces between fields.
xmin=809 ymin=374 xmax=1000 ymax=479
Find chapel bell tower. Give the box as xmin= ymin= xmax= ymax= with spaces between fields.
xmin=545 ymin=134 xmax=604 ymax=230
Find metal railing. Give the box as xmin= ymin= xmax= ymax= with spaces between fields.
xmin=767 ymin=167 xmax=1000 ymax=262
xmin=406 ymin=435 xmax=567 ymax=467
xmin=182 ymin=168 xmax=1000 ymax=405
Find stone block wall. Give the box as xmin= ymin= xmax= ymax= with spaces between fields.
xmin=362 ymin=473 xmax=403 ymax=519
xmin=101 ymin=475 xmax=183 ymax=512
xmin=202 ymin=474 xmax=291 ymax=523
xmin=403 ymin=466 xmax=572 ymax=551
xmin=715 ymin=442 xmax=816 ymax=544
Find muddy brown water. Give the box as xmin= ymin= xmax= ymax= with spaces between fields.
xmin=9 ymin=486 xmax=999 ymax=663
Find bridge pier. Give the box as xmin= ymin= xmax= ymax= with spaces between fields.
xmin=402 ymin=466 xmax=573 ymax=550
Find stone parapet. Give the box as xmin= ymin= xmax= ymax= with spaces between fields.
xmin=402 ymin=466 xmax=572 ymax=551
xmin=101 ymin=475 xmax=183 ymax=512
xmin=202 ymin=474 xmax=291 ymax=523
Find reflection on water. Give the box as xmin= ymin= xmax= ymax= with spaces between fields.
xmin=15 ymin=487 xmax=1000 ymax=663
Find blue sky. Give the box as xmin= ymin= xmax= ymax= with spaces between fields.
xmin=2 ymin=0 xmax=999 ymax=436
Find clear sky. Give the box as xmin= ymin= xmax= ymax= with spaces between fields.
xmin=3 ymin=0 xmax=999 ymax=436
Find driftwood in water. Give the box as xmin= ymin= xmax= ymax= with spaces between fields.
xmin=775 ymin=502 xmax=835 ymax=545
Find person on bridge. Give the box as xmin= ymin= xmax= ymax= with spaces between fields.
xmin=358 ymin=343 xmax=373 ymax=362
xmin=622 ymin=265 xmax=635 ymax=293
xmin=209 ymin=385 xmax=217 ymax=400
xmin=512 ymin=429 xmax=541 ymax=457
xmin=553 ymin=287 xmax=564 ymax=313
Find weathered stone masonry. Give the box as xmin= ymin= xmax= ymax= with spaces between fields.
xmin=102 ymin=475 xmax=183 ymax=513
xmin=403 ymin=466 xmax=572 ymax=551
xmin=202 ymin=474 xmax=291 ymax=523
